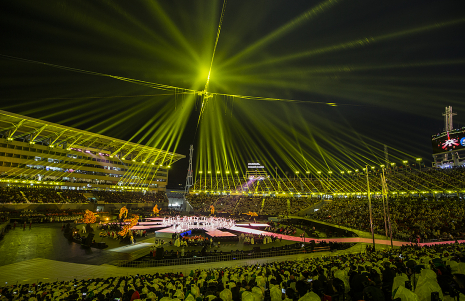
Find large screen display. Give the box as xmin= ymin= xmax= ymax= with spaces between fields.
xmin=431 ymin=129 xmax=465 ymax=154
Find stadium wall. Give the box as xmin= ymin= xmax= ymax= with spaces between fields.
xmin=0 ymin=202 xmax=164 ymax=212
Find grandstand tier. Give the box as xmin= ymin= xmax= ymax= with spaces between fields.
xmin=191 ymin=167 xmax=465 ymax=195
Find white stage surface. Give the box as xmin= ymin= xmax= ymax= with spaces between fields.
xmin=206 ymin=230 xmax=236 ymax=237
xmin=153 ymin=216 xmax=236 ymax=238
xmin=130 ymin=217 xmax=463 ymax=247
xmin=131 ymin=225 xmax=167 ymax=230
xmin=235 ymin=223 xmax=270 ymax=227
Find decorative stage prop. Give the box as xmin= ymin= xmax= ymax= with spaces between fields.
xmin=119 ymin=206 xmax=128 ymax=220
xmin=82 ymin=210 xmax=96 ymax=224
xmin=210 ymin=205 xmax=215 ymax=215
xmin=118 ymin=214 xmax=139 ymax=237
xmin=153 ymin=204 xmax=160 ymax=216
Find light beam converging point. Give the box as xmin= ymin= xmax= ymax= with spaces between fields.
xmin=1 ymin=1 xmax=462 ymax=189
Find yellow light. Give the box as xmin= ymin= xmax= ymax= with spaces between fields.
xmin=403 ymin=160 xmax=408 ymax=164
xmin=317 ymin=171 xmax=321 ymax=174
xmin=390 ymin=163 xmax=395 ymax=166
xmin=208 ymin=171 xmax=211 ymax=174
xmin=217 ymin=171 xmax=220 ymax=174
xmin=328 ymin=171 xmax=333 ymax=174
xmin=199 ymin=171 xmax=203 ymax=174
xmin=371 ymin=166 xmax=375 ymax=169
xmin=151 ymin=163 xmax=154 ymax=165
xmin=142 ymin=161 xmax=146 ymax=164
xmin=306 ymin=171 xmax=310 ymax=174
xmin=122 ymin=157 xmax=126 ymax=160
xmin=380 ymin=164 xmax=385 ymax=168
xmin=340 ymin=171 xmax=344 ymax=174
xmin=416 ymin=158 xmax=422 ymax=161
xmin=167 ymin=166 xmax=171 ymax=168
xmin=355 ymin=169 xmax=359 ymax=172
xmin=159 ymin=164 xmax=163 ymax=167
xmin=295 ymin=171 xmax=299 ymax=174
xmin=226 ymin=171 xmax=230 ymax=174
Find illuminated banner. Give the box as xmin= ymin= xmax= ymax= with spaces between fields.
xmin=431 ymin=129 xmax=465 ymax=154
xmin=248 ymin=162 xmax=264 ymax=169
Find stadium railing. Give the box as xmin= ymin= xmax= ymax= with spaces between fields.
xmin=115 ymin=248 xmax=312 ymax=268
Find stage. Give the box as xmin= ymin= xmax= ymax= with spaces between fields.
xmin=151 ymin=216 xmax=237 ymax=238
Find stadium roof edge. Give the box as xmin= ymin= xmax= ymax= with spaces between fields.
xmin=0 ymin=109 xmax=185 ymax=164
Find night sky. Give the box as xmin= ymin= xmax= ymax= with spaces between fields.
xmin=1 ymin=0 xmax=464 ymax=188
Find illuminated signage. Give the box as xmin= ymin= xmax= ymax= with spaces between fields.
xmin=431 ymin=129 xmax=465 ymax=154
xmin=248 ymin=162 xmax=264 ymax=169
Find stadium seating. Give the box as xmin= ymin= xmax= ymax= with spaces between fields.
xmin=0 ymin=243 xmax=463 ymax=300
xmin=0 ymin=187 xmax=166 ymax=204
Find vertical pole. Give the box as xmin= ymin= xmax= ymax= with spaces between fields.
xmin=381 ymin=173 xmax=388 ymax=237
xmin=185 ymin=145 xmax=194 ymax=194
xmin=366 ymin=165 xmax=376 ymax=251
xmin=382 ymin=169 xmax=393 ymax=248
xmin=386 ymin=193 xmax=393 ymax=248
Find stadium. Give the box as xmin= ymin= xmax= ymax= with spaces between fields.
xmin=1 ymin=1 xmax=465 ymax=301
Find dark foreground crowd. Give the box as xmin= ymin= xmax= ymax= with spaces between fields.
xmin=1 ymin=243 xmax=464 ymax=301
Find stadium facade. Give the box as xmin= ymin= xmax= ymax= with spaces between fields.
xmin=0 ymin=110 xmax=185 ymax=192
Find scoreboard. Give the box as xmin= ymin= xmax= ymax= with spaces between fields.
xmin=431 ymin=129 xmax=465 ymax=154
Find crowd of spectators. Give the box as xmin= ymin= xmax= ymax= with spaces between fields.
xmin=0 ymin=187 xmax=27 ymax=203
xmin=191 ymin=167 xmax=465 ymax=194
xmin=11 ymin=209 xmax=84 ymax=223
xmin=185 ymin=195 xmax=312 ymax=216
xmin=92 ymin=191 xmax=166 ymax=204
xmin=0 ymin=187 xmax=166 ymax=204
xmin=311 ymin=197 xmax=465 ymax=242
xmin=1 ymin=243 xmax=464 ymax=300
xmin=0 ymin=187 xmax=88 ymax=204
xmin=239 ymin=233 xmax=276 ymax=245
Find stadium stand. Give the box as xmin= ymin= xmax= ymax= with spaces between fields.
xmin=311 ymin=197 xmax=465 ymax=242
xmin=191 ymin=167 xmax=465 ymax=194
xmin=0 ymin=187 xmax=166 ymax=204
xmin=0 ymin=243 xmax=464 ymax=300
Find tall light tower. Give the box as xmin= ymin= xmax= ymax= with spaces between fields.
xmin=443 ymin=106 xmax=457 ymax=132
xmin=442 ymin=106 xmax=457 ymax=162
xmin=185 ymin=145 xmax=194 ymax=194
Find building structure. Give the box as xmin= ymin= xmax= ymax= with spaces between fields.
xmin=0 ymin=110 xmax=185 ymax=192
